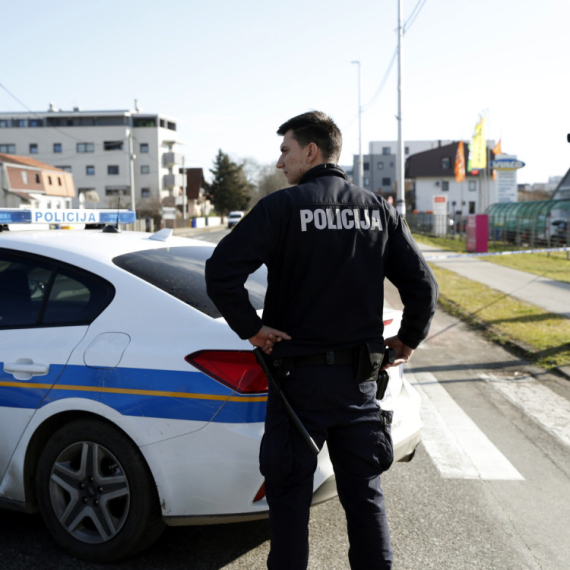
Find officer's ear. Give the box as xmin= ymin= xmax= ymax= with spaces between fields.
xmin=306 ymin=142 xmax=320 ymax=163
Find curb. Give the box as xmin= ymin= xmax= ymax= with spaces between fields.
xmin=436 ymin=296 xmax=570 ymax=383
xmin=556 ymin=366 xmax=570 ymax=381
xmin=172 ymin=224 xmax=226 ymax=237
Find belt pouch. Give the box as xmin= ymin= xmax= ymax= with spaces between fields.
xmin=353 ymin=343 xmax=383 ymax=383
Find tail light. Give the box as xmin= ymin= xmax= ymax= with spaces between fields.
xmin=383 ymin=319 xmax=393 ymax=326
xmin=253 ymin=482 xmax=266 ymax=503
xmin=185 ymin=350 xmax=268 ymax=394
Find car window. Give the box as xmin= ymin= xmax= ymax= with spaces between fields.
xmin=112 ymin=246 xmax=267 ymax=318
xmin=43 ymin=267 xmax=115 ymax=325
xmin=0 ymin=250 xmax=115 ymax=329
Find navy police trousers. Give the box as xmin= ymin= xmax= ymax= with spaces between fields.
xmin=260 ymin=362 xmax=394 ymax=570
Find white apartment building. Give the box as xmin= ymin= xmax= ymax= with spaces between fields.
xmin=0 ymin=105 xmax=183 ymax=211
xmin=353 ymin=140 xmax=453 ymax=191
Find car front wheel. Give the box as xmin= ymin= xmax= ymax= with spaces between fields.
xmin=36 ymin=418 xmax=164 ymax=562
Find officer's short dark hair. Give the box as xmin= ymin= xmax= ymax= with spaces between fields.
xmin=277 ymin=111 xmax=342 ymax=163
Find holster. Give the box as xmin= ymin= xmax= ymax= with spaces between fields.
xmin=353 ymin=343 xmax=394 ymax=400
xmin=353 ymin=342 xmax=384 ymax=383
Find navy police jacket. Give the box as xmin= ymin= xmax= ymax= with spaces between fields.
xmin=205 ymin=164 xmax=438 ymax=358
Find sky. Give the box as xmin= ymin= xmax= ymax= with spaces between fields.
xmin=2 ymin=0 xmax=569 ymax=185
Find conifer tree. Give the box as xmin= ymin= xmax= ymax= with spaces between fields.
xmin=207 ymin=150 xmax=250 ymax=215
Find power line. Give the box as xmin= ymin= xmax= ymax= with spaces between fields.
xmin=0 ymin=82 xmax=87 ymax=143
xmin=360 ymin=0 xmax=428 ymax=113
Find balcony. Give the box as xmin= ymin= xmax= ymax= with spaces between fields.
xmin=163 ymin=174 xmax=185 ymax=188
xmin=162 ymin=152 xmax=183 ymax=167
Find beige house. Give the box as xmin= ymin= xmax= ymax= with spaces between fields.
xmin=0 ymin=153 xmax=75 ymax=208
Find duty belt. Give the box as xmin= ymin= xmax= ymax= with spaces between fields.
xmin=275 ymin=348 xmax=354 ymax=368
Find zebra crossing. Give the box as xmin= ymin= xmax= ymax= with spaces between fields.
xmin=407 ymin=368 xmax=570 ymax=480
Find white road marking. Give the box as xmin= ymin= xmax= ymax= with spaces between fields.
xmin=481 ymin=373 xmax=570 ymax=448
xmin=408 ymin=370 xmax=524 ymax=480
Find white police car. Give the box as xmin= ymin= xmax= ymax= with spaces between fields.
xmin=0 ymin=208 xmax=421 ymax=562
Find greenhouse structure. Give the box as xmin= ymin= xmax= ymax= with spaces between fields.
xmin=486 ymin=199 xmax=570 ymax=247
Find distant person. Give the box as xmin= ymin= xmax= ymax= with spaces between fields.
xmin=205 ymin=111 xmax=438 ymax=569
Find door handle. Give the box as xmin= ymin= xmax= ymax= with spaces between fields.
xmin=4 ymin=358 xmax=50 ymax=381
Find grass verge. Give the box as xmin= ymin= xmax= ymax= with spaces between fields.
xmin=414 ymin=233 xmax=570 ymax=284
xmin=430 ymin=264 xmax=570 ymax=371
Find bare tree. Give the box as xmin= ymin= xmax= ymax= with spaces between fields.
xmin=249 ymin=164 xmax=289 ymax=207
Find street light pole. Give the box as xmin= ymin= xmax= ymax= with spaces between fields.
xmin=351 ymin=60 xmax=363 ymax=187
xmin=182 ymin=154 xmax=187 ymax=220
xmin=396 ymin=0 xmax=406 ymax=217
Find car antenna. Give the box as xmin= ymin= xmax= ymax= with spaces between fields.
xmin=103 ymin=197 xmax=121 ymax=233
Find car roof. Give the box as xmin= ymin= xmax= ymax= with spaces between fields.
xmin=0 ymin=229 xmax=211 ymax=268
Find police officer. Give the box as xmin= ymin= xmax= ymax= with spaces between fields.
xmin=205 ymin=111 xmax=438 ymax=570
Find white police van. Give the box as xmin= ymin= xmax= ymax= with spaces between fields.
xmin=0 ymin=208 xmax=421 ymax=562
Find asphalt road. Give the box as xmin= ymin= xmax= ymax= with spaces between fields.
xmin=2 ymin=228 xmax=569 ymax=569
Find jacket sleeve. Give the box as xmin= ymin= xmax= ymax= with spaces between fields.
xmin=205 ymin=200 xmax=278 ymax=340
xmin=384 ymin=210 xmax=439 ymax=349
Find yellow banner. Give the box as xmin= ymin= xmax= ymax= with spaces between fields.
xmin=470 ymin=117 xmax=486 ymax=170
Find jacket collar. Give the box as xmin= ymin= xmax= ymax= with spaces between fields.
xmin=298 ymin=163 xmax=347 ymax=185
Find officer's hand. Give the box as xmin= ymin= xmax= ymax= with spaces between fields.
xmin=384 ymin=336 xmax=414 ymax=368
xmin=249 ymin=326 xmax=292 ymax=355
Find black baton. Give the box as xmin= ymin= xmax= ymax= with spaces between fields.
xmin=254 ymin=348 xmax=319 ymax=456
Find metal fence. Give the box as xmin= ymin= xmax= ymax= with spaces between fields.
xmin=407 ymin=203 xmax=570 ymax=249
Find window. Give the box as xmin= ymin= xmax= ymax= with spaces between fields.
xmin=363 ymin=177 xmax=370 ymax=186
xmin=104 ymin=141 xmax=124 ymax=151
xmin=0 ymin=253 xmax=114 ymax=329
xmin=159 ymin=119 xmax=166 ymax=128
xmin=57 ymin=177 xmax=62 ymax=186
xmin=105 ymin=186 xmax=128 ymax=196
xmin=86 ymin=165 xmax=95 ymax=176
xmin=77 ymin=143 xmax=94 ymax=153
xmin=469 ymin=180 xmax=476 ymax=191
xmin=140 ymin=165 xmax=150 ymax=174
xmin=441 ymin=157 xmax=451 ymax=169
xmin=405 ymin=147 xmax=410 ymax=155
xmin=442 ymin=181 xmax=450 ymax=191
xmin=0 ymin=120 xmax=9 ymax=128
xmin=29 ymin=119 xmax=42 ymax=127
xmin=377 ymin=162 xmax=384 ymax=170
xmin=56 ymin=166 xmax=72 ymax=173
xmin=53 ymin=143 xmax=62 ymax=153
xmin=382 ymin=147 xmax=391 ymax=155
xmin=140 ymin=143 xmax=149 ymax=153
xmin=48 ymin=176 xmax=53 ymax=185
xmin=133 ymin=118 xmax=156 ymax=128
xmin=107 ymin=165 xmax=119 ymax=175
xmin=141 ymin=187 xmax=150 ymax=197
xmin=469 ymin=201 xmax=476 ymax=214
xmin=113 ymin=246 xmax=267 ymax=319
xmin=167 ymin=121 xmax=176 ymax=131
xmin=35 ymin=174 xmax=40 ymax=183
xmin=22 ymin=171 xmax=29 ymax=184
xmin=29 ymin=143 xmax=38 ymax=154
xmin=0 ymin=144 xmax=16 ymax=153
xmin=363 ymin=162 xmax=370 ymax=171
xmin=382 ymin=177 xmax=391 ymax=187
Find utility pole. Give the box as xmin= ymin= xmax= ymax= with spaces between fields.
xmin=351 ymin=60 xmax=363 ymax=187
xmin=396 ymin=0 xmax=406 ymax=217
xmin=182 ymin=155 xmax=187 ymax=220
xmin=128 ymin=130 xmax=136 ymax=214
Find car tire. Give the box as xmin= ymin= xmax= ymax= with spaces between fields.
xmin=36 ymin=418 xmax=165 ymax=562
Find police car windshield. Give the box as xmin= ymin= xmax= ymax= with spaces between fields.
xmin=112 ymin=246 xmax=266 ymax=319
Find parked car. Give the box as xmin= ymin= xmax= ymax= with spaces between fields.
xmin=227 ymin=211 xmax=244 ymax=228
xmin=0 ymin=212 xmax=421 ymax=562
